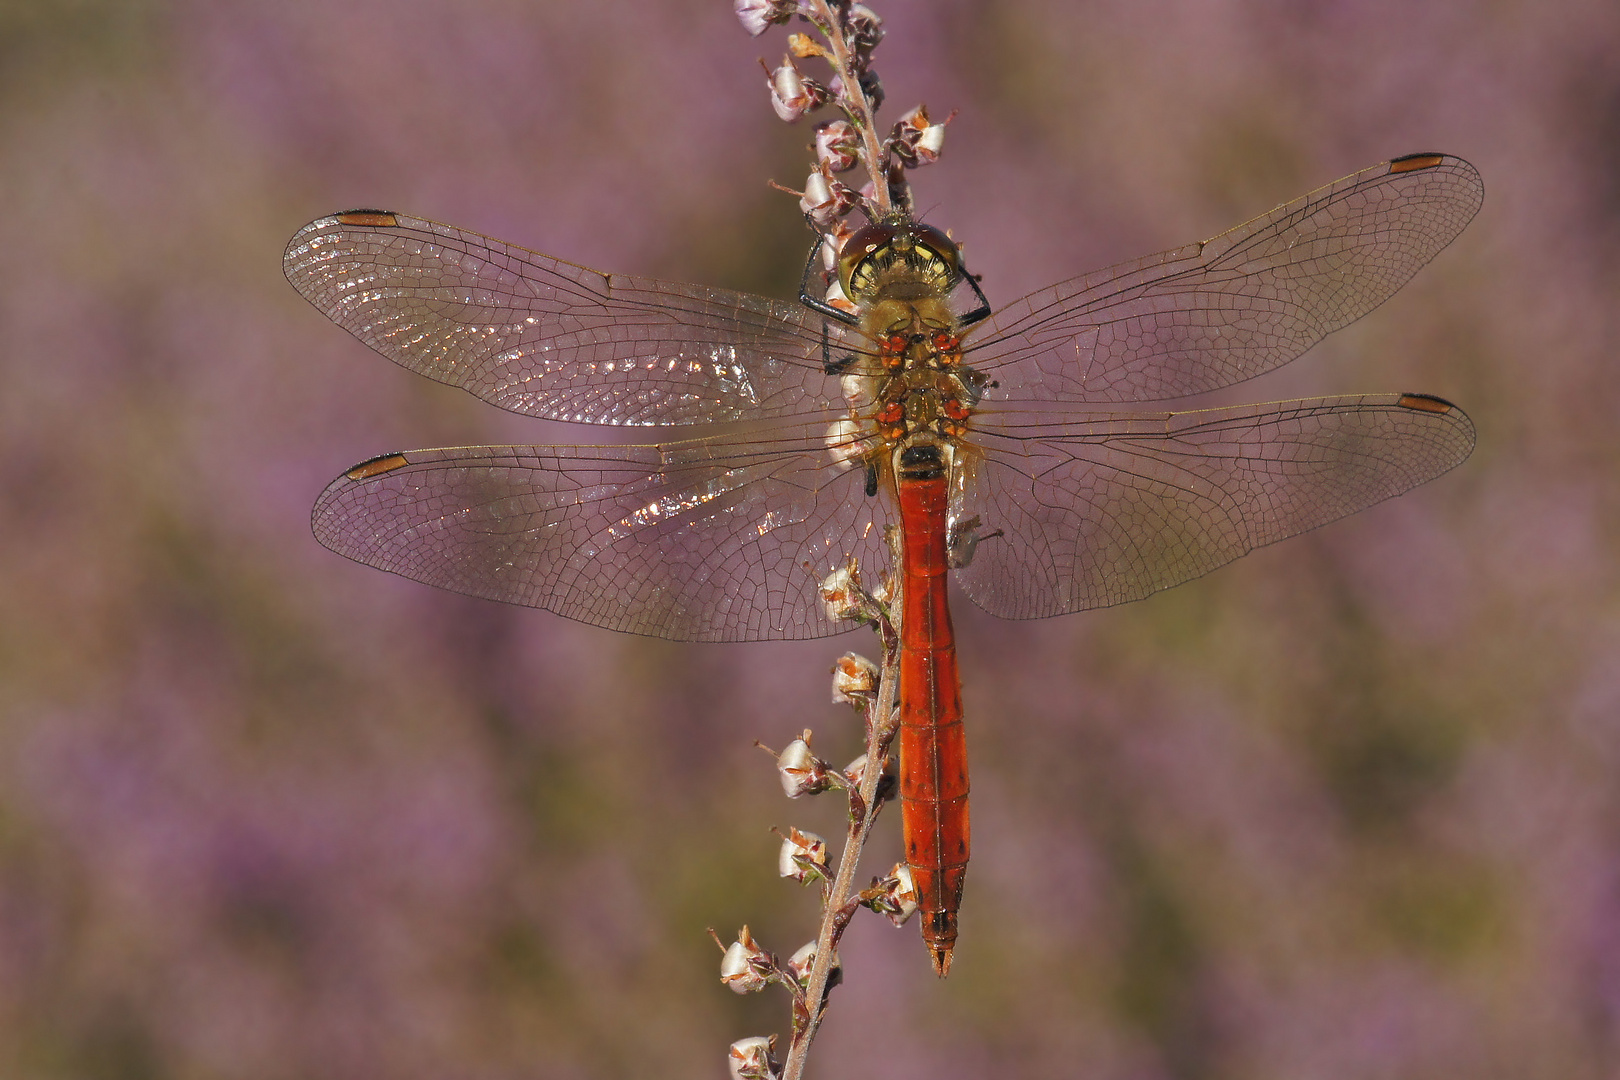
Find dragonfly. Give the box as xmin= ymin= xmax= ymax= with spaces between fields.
xmin=286 ymin=152 xmax=1481 ymax=975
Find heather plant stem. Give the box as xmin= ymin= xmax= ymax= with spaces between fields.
xmin=804 ymin=0 xmax=892 ymax=216
xmin=782 ymin=616 xmax=901 ymax=1080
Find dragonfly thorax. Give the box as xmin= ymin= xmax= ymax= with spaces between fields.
xmin=825 ymin=293 xmax=982 ymax=493
xmin=821 ymin=288 xmax=986 ymax=501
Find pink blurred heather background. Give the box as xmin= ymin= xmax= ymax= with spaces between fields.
xmin=3 ymin=1 xmax=1618 ymax=1076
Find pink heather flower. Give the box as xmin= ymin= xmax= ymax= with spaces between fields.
xmin=819 ymin=561 xmax=881 ymax=623
xmin=846 ymin=4 xmax=885 ymax=52
xmin=819 ymin=564 xmax=858 ymax=619
xmin=914 ymin=120 xmax=947 ymax=164
xmin=728 ymin=1036 xmax=780 ymax=1080
xmin=838 ymin=371 xmax=876 ymax=410
xmin=891 ymin=104 xmax=952 ymax=167
xmin=824 ymin=68 xmax=885 ymax=114
xmin=822 ymin=280 xmax=859 ymax=317
xmin=819 ymin=221 xmax=855 ymax=272
xmin=857 ymin=68 xmax=885 ymax=113
xmin=777 ymin=735 xmax=834 ymax=797
xmin=800 ymin=165 xmax=831 ymax=215
xmin=767 ymin=55 xmax=829 ymax=123
xmin=720 ymin=926 xmax=773 ymax=994
xmin=814 ymin=119 xmax=859 ymax=172
xmin=777 ymin=827 xmax=829 ymax=882
xmin=832 ymin=652 xmax=878 ymax=703
xmin=785 ymin=941 xmax=819 ymax=984
xmin=843 ymin=753 xmax=870 ymax=786
xmin=734 ymin=0 xmax=794 ymax=37
xmin=845 ymin=753 xmax=897 ymax=801
xmin=824 ymin=417 xmax=872 ymax=470
xmin=799 ymin=166 xmax=856 ymax=231
xmin=868 ymin=863 xmax=919 ymax=927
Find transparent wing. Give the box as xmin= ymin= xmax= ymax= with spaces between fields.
xmin=310 ymin=426 xmax=891 ymax=642
xmin=966 ymin=154 xmax=1483 ymax=403
xmin=285 ymin=211 xmax=857 ymax=427
xmin=954 ymin=393 xmax=1474 ymax=619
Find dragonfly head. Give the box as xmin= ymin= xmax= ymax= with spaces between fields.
xmin=838 ymin=219 xmax=961 ymax=307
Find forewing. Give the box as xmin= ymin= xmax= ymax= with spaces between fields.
xmin=310 ymin=428 xmax=890 ymax=642
xmin=966 ymin=155 xmax=1483 ymax=403
xmin=956 ymin=394 xmax=1474 ymax=618
xmin=285 ymin=212 xmax=851 ymax=426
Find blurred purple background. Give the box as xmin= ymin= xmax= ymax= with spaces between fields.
xmin=3 ymin=0 xmax=1617 ymax=1076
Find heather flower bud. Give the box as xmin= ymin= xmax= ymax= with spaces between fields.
xmin=824 ymin=417 xmax=873 ymax=471
xmin=819 ymin=222 xmax=855 ymax=272
xmin=839 ymin=371 xmax=876 ymax=409
xmin=799 ymin=166 xmax=856 ymax=231
xmin=728 ymin=1035 xmax=780 ymax=1080
xmin=891 ymin=104 xmax=951 ymax=167
xmin=786 ymin=940 xmax=818 ymax=983
xmin=845 ymin=753 xmax=897 ymax=800
xmin=832 ymin=652 xmax=879 ymax=703
xmin=867 ymin=573 xmax=891 ymax=607
xmin=820 ymin=278 xmax=858 ymax=317
xmin=846 ymin=4 xmax=885 ymax=52
xmin=777 ymin=827 xmax=829 ymax=882
xmin=777 ymin=734 xmax=834 ymax=797
xmin=720 ymin=926 xmax=773 ymax=994
xmin=857 ymin=68 xmax=884 ymax=113
xmin=768 ymin=56 xmax=829 ymax=123
xmin=915 ymin=121 xmax=946 ymax=164
xmin=819 ymin=562 xmax=879 ymax=623
xmin=734 ymin=0 xmax=794 ymax=37
xmin=819 ymin=563 xmax=859 ymax=620
xmin=814 ymin=119 xmax=859 ymax=173
xmin=802 ymin=166 xmax=830 ymax=210
xmin=843 ymin=753 xmax=870 ymax=786
xmin=867 ymin=862 xmax=919 ymax=927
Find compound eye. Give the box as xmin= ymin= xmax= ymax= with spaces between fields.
xmin=838 ymin=223 xmax=899 ymax=299
xmin=908 ymin=223 xmax=960 ymax=278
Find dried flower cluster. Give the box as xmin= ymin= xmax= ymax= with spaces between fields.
xmin=712 ymin=558 xmax=918 ymax=1078
xmin=736 ymin=0 xmax=951 ymax=318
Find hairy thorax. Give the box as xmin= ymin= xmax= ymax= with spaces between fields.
xmin=824 ymin=225 xmax=991 ymax=494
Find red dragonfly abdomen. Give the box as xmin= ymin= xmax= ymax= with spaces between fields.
xmin=894 ymin=445 xmax=969 ymax=977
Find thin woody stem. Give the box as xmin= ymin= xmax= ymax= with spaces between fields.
xmin=804 ymin=0 xmax=892 ymax=217
xmin=781 ymin=600 xmax=901 ymax=1080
